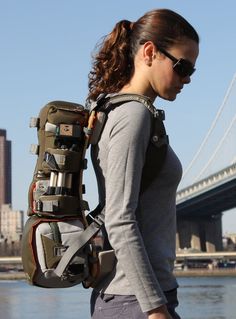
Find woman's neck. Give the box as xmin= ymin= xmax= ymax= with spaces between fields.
xmin=119 ymin=85 xmax=157 ymax=103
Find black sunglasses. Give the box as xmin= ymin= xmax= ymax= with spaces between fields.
xmin=158 ymin=47 xmax=196 ymax=78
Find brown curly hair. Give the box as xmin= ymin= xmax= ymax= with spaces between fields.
xmin=87 ymin=9 xmax=199 ymax=102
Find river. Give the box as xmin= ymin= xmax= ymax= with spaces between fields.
xmin=0 ymin=276 xmax=235 ymax=318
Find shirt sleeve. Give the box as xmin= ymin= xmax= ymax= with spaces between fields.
xmin=104 ymin=101 xmax=167 ymax=312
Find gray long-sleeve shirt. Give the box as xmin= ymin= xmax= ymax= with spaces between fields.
xmin=91 ymin=99 xmax=182 ymax=313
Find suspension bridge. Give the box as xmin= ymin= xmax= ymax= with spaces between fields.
xmin=176 ymin=73 xmax=236 ymax=252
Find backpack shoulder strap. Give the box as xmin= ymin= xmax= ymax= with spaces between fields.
xmin=100 ymin=93 xmax=164 ymax=118
xmin=87 ymin=93 xmax=169 ymax=218
xmin=88 ymin=93 xmax=167 ymax=145
xmin=106 ymin=94 xmax=169 ymax=193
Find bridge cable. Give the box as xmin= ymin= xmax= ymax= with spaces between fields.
xmin=182 ymin=73 xmax=236 ymax=181
xmin=194 ymin=113 xmax=236 ymax=181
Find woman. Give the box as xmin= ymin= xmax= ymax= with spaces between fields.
xmin=87 ymin=8 xmax=199 ymax=319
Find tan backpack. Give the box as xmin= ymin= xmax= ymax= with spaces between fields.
xmin=21 ymin=94 xmax=168 ymax=289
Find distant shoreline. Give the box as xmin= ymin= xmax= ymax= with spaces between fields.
xmin=174 ymin=268 xmax=236 ymax=277
xmin=0 ymin=269 xmax=236 ymax=281
xmin=0 ymin=271 xmax=26 ymax=280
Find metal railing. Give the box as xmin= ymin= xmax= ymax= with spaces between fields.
xmin=177 ymin=163 xmax=236 ymax=204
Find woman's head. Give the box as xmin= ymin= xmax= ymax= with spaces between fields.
xmin=88 ymin=9 xmax=199 ymax=102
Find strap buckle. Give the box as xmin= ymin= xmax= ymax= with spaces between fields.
xmin=154 ymin=109 xmax=165 ymax=121
xmin=87 ymin=213 xmax=104 ymax=227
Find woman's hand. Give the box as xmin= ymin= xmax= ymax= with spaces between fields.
xmin=148 ymin=305 xmax=173 ymax=319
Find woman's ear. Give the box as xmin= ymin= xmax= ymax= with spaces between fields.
xmin=142 ymin=41 xmax=156 ymax=66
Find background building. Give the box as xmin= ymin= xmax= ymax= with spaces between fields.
xmin=0 ymin=129 xmax=11 ymax=207
xmin=0 ymin=204 xmax=23 ymax=242
xmin=0 ymin=129 xmax=23 ymax=255
xmin=0 ymin=204 xmax=23 ymax=255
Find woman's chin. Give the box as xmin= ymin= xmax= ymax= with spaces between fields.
xmin=159 ymin=93 xmax=177 ymax=102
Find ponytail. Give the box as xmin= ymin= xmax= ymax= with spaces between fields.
xmin=87 ymin=9 xmax=199 ymax=102
xmin=88 ymin=20 xmax=134 ymax=102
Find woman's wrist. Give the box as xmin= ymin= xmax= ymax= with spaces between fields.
xmin=148 ymin=304 xmax=167 ymax=314
xmin=148 ymin=305 xmax=173 ymax=319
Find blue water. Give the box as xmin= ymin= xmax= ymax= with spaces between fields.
xmin=177 ymin=277 xmax=236 ymax=319
xmin=0 ymin=277 xmax=236 ymax=318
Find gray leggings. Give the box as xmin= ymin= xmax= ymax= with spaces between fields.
xmin=90 ymin=288 xmax=181 ymax=319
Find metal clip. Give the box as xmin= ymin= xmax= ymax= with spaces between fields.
xmin=29 ymin=117 xmax=39 ymax=128
xmin=154 ymin=109 xmax=165 ymax=121
xmin=152 ymin=135 xmax=169 ymax=147
xmin=87 ymin=213 xmax=104 ymax=227
xmin=30 ymin=144 xmax=39 ymax=155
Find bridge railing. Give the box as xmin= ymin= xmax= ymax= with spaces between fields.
xmin=177 ymin=163 xmax=236 ymax=204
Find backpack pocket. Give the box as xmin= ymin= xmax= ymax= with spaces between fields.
xmin=22 ymin=216 xmax=98 ymax=288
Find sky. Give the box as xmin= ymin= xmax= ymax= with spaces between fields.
xmin=0 ymin=0 xmax=236 ymax=233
